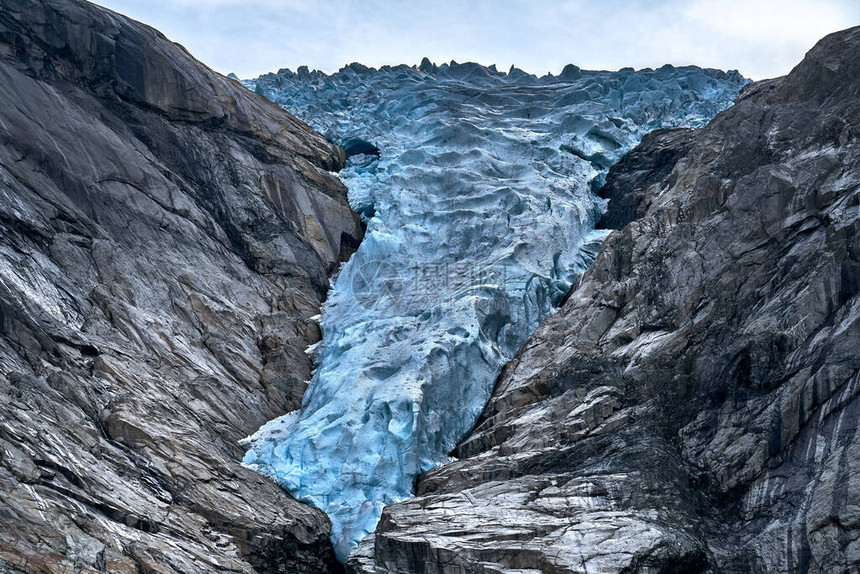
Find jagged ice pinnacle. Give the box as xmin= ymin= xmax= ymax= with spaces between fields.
xmin=241 ymin=59 xmax=746 ymax=561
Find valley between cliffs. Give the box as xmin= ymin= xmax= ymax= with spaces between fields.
xmin=0 ymin=1 xmax=857 ymax=573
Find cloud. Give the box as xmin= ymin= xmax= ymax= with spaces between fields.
xmin=93 ymin=0 xmax=860 ymax=79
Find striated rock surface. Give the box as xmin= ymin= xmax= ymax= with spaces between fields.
xmin=0 ymin=0 xmax=361 ymax=572
xmin=352 ymin=26 xmax=860 ymax=573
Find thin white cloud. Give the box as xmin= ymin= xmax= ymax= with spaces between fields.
xmin=92 ymin=0 xmax=860 ymax=79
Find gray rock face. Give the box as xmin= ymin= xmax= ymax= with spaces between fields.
xmin=0 ymin=0 xmax=361 ymax=572
xmin=351 ymin=26 xmax=860 ymax=573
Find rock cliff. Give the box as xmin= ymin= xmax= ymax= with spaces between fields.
xmin=351 ymin=26 xmax=860 ymax=573
xmin=0 ymin=0 xmax=361 ymax=572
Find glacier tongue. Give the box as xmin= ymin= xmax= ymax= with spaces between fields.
xmin=242 ymin=61 xmax=746 ymax=560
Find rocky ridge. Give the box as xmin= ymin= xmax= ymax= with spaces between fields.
xmin=350 ymin=26 xmax=860 ymax=573
xmin=0 ymin=0 xmax=361 ymax=572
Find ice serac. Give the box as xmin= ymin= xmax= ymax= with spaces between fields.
xmin=242 ymin=61 xmax=746 ymax=559
xmin=353 ymin=27 xmax=860 ymax=573
xmin=0 ymin=0 xmax=361 ymax=572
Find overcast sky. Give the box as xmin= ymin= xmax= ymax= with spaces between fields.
xmin=93 ymin=0 xmax=859 ymax=80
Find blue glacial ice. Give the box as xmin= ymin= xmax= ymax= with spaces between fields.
xmin=241 ymin=60 xmax=746 ymax=561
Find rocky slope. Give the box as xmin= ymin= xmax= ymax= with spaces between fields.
xmin=351 ymin=26 xmax=860 ymax=573
xmin=0 ymin=0 xmax=361 ymax=572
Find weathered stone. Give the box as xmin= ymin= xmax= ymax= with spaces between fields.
xmin=0 ymin=0 xmax=362 ymax=572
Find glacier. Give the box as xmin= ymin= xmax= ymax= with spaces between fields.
xmin=241 ymin=60 xmax=746 ymax=561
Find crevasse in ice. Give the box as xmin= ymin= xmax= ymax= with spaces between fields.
xmin=241 ymin=60 xmax=746 ymax=560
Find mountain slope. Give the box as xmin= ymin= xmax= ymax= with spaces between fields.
xmin=352 ymin=26 xmax=860 ymax=574
xmin=0 ymin=0 xmax=361 ymax=572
